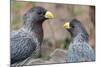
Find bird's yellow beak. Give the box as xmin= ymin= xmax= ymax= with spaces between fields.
xmin=64 ymin=22 xmax=71 ymax=29
xmin=45 ymin=11 xmax=54 ymax=19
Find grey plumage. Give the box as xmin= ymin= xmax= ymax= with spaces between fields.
xmin=11 ymin=7 xmax=54 ymax=64
xmin=11 ymin=30 xmax=37 ymax=64
xmin=65 ymin=19 xmax=95 ymax=63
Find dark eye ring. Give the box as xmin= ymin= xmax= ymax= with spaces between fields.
xmin=71 ymin=25 xmax=75 ymax=28
xmin=37 ymin=11 xmax=43 ymax=15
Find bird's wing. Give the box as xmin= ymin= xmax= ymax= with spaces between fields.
xmin=79 ymin=42 xmax=95 ymax=61
xmin=10 ymin=31 xmax=36 ymax=64
xmin=66 ymin=41 xmax=95 ymax=62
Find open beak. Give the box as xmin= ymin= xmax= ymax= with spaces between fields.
xmin=64 ymin=22 xmax=71 ymax=29
xmin=45 ymin=11 xmax=54 ymax=19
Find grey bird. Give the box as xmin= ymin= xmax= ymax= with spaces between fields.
xmin=10 ymin=6 xmax=54 ymax=64
xmin=63 ymin=19 xmax=95 ymax=63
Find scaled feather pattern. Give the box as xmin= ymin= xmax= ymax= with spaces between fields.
xmin=65 ymin=19 xmax=95 ymax=63
xmin=10 ymin=7 xmax=53 ymax=64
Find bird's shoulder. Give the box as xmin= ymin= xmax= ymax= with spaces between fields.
xmin=10 ymin=30 xmax=37 ymax=48
xmin=11 ymin=29 xmax=34 ymax=39
xmin=69 ymin=33 xmax=93 ymax=52
xmin=68 ymin=36 xmax=94 ymax=57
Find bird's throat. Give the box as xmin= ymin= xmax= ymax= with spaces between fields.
xmin=22 ymin=22 xmax=43 ymax=44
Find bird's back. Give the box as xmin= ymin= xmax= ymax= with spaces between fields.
xmin=10 ymin=30 xmax=36 ymax=64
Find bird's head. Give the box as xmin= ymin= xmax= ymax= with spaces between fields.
xmin=63 ymin=19 xmax=88 ymax=37
xmin=23 ymin=6 xmax=54 ymax=23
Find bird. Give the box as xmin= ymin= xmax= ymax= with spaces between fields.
xmin=10 ymin=6 xmax=54 ymax=64
xmin=63 ymin=19 xmax=95 ymax=63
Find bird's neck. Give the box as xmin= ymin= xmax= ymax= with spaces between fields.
xmin=21 ymin=21 xmax=43 ymax=44
xmin=22 ymin=21 xmax=43 ymax=33
xmin=72 ymin=32 xmax=88 ymax=43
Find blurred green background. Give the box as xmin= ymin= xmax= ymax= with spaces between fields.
xmin=11 ymin=0 xmax=95 ymax=64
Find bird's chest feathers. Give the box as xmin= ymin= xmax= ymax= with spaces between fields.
xmin=20 ymin=27 xmax=43 ymax=45
xmin=31 ymin=24 xmax=43 ymax=43
xmin=31 ymin=31 xmax=43 ymax=44
xmin=69 ymin=33 xmax=88 ymax=52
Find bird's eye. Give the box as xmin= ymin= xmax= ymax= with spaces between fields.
xmin=37 ymin=11 xmax=43 ymax=15
xmin=71 ymin=25 xmax=75 ymax=28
